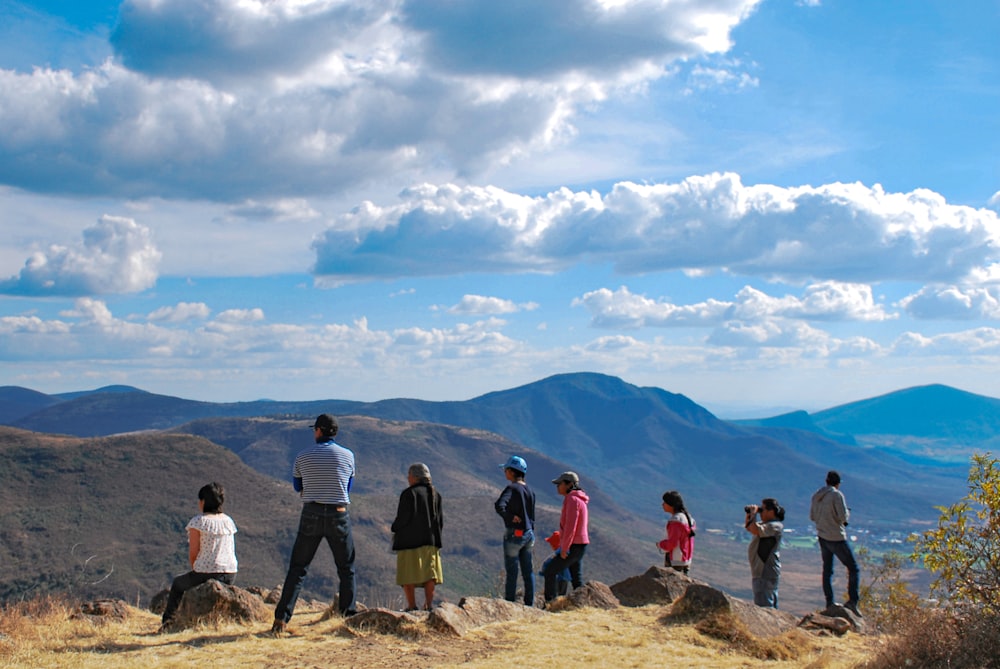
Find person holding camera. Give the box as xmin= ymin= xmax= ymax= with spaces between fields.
xmin=810 ymin=470 xmax=861 ymax=616
xmin=744 ymin=498 xmax=784 ymax=608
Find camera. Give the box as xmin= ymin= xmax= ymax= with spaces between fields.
xmin=744 ymin=505 xmax=757 ymax=514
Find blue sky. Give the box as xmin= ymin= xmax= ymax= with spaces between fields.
xmin=1 ymin=0 xmax=999 ymax=416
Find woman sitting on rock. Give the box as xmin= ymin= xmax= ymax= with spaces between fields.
xmin=159 ymin=482 xmax=238 ymax=631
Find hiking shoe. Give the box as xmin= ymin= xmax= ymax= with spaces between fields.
xmin=270 ymin=620 xmax=288 ymax=636
xmin=844 ymin=601 xmax=863 ymax=617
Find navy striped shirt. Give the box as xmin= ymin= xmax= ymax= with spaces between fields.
xmin=292 ymin=440 xmax=356 ymax=505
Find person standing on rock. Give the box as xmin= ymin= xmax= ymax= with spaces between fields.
xmin=391 ymin=463 xmax=444 ymax=611
xmin=810 ymin=470 xmax=861 ymax=616
xmin=657 ymin=490 xmax=696 ymax=574
xmin=272 ymin=414 xmax=357 ymax=634
xmin=159 ymin=482 xmax=238 ymax=632
xmin=744 ymin=498 xmax=784 ymax=608
xmin=543 ymin=471 xmax=589 ymax=603
xmin=495 ymin=455 xmax=537 ymax=606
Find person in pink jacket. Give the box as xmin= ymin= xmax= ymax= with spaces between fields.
xmin=542 ymin=471 xmax=590 ymax=603
xmin=657 ymin=490 xmax=696 ymax=574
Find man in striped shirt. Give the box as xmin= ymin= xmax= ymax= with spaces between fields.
xmin=272 ymin=414 xmax=357 ymax=634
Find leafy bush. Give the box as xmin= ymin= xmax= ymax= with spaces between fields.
xmin=863 ymin=453 xmax=1000 ymax=668
xmin=914 ymin=452 xmax=1000 ymax=615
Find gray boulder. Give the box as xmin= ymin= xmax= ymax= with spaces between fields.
xmin=429 ymin=597 xmax=544 ymax=636
xmin=798 ymin=611 xmax=852 ymax=635
xmin=611 ymin=566 xmax=702 ymax=607
xmin=667 ymin=583 xmax=799 ymax=637
xmin=818 ymin=604 xmax=867 ymax=634
xmin=149 ymin=590 xmax=168 ymax=615
xmin=164 ymin=580 xmax=271 ymax=631
xmin=73 ymin=599 xmax=130 ymax=624
xmin=546 ymin=581 xmax=620 ymax=612
xmin=345 ymin=608 xmax=423 ymax=634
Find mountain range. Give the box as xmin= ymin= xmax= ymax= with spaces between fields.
xmin=1 ymin=372 xmax=992 ymax=611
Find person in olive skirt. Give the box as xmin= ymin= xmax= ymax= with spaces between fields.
xmin=391 ymin=463 xmax=444 ymax=611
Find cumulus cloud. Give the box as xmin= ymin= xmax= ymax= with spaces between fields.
xmin=0 ymin=298 xmax=522 ymax=365
xmin=0 ymin=215 xmax=161 ymax=296
xmin=574 ymin=282 xmax=892 ymax=329
xmin=6 ymin=295 xmax=1000 ymax=402
xmin=213 ymin=308 xmax=266 ymax=324
xmin=892 ymin=328 xmax=1000 ymax=356
xmin=110 ymin=0 xmax=383 ymax=82
xmin=447 ymin=294 xmax=539 ymax=315
xmin=0 ymin=0 xmax=761 ymax=200
xmin=898 ymin=285 xmax=1000 ymax=320
xmin=404 ymin=0 xmax=759 ymax=77
xmin=314 ymin=174 xmax=1000 ymax=285
xmin=147 ymin=302 xmax=212 ymax=323
xmin=707 ymin=318 xmax=879 ymax=355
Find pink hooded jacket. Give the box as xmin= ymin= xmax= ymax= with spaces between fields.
xmin=558 ymin=489 xmax=590 ymax=554
xmin=658 ymin=512 xmax=695 ymax=566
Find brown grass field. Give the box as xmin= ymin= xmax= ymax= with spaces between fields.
xmin=0 ymin=596 xmax=880 ymax=669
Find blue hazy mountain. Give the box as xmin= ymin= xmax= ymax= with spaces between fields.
xmin=0 ymin=372 xmax=973 ymax=528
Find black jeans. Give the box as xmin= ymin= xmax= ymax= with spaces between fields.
xmin=161 ymin=572 xmax=235 ymax=623
xmin=274 ymin=503 xmax=357 ymax=622
xmin=542 ymin=543 xmax=587 ymax=601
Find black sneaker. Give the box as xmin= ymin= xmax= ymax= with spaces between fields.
xmin=844 ymin=601 xmax=863 ymax=617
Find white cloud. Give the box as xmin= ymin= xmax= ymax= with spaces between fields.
xmin=6 ymin=295 xmax=1000 ymax=406
xmin=225 ymin=199 xmax=320 ymax=222
xmin=987 ymin=190 xmax=1000 ymax=212
xmin=898 ymin=285 xmax=1000 ymax=320
xmin=1 ymin=299 xmax=523 ymax=368
xmin=313 ymin=174 xmax=1000 ymax=285
xmin=0 ymin=314 xmax=71 ymax=335
xmin=706 ymin=318 xmax=879 ymax=355
xmin=573 ymin=286 xmax=729 ymax=328
xmin=892 ymin=328 xmax=1000 ymax=356
xmin=0 ymin=215 xmax=161 ymax=296
xmin=447 ymin=294 xmax=539 ymax=315
xmin=0 ymin=0 xmax=761 ymax=201
xmin=574 ymin=281 xmax=891 ymax=330
xmin=147 ymin=302 xmax=212 ymax=323
xmin=686 ymin=61 xmax=759 ymax=93
xmin=213 ymin=308 xmax=266 ymax=325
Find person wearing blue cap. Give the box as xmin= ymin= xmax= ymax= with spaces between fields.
xmin=494 ymin=455 xmax=537 ymax=606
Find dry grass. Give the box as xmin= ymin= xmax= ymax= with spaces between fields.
xmin=0 ymin=596 xmax=878 ymax=669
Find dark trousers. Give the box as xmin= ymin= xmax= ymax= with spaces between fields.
xmin=274 ymin=503 xmax=356 ymax=622
xmin=819 ymin=537 xmax=859 ymax=606
xmin=161 ymin=571 xmax=235 ymax=623
xmin=542 ymin=543 xmax=587 ymax=601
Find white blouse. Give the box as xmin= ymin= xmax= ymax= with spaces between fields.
xmin=187 ymin=513 xmax=238 ymax=574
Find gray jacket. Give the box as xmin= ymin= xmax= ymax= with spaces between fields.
xmin=810 ymin=485 xmax=849 ymax=541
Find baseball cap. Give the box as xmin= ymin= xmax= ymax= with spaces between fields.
xmin=312 ymin=414 xmax=338 ymax=435
xmin=500 ymin=455 xmax=527 ymax=474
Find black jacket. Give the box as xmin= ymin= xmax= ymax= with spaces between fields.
xmin=391 ymin=482 xmax=443 ymax=551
